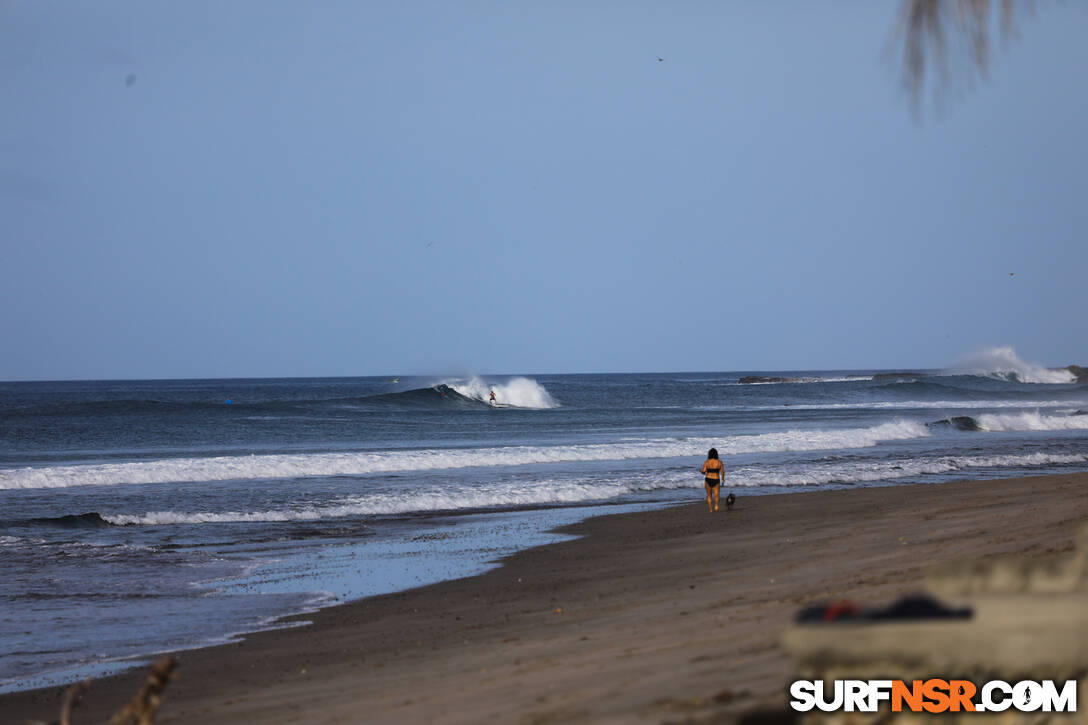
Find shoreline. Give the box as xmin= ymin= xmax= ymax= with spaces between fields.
xmin=4 ymin=473 xmax=1088 ymax=724
xmin=0 ymin=500 xmax=666 ymax=697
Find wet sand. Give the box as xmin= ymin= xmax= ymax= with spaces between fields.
xmin=6 ymin=473 xmax=1088 ymax=724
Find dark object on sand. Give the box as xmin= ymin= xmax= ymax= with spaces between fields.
xmin=926 ymin=415 xmax=981 ymax=432
xmin=795 ymin=594 xmax=972 ymax=624
xmin=725 ymin=492 xmax=736 ymax=509
xmin=796 ymin=599 xmax=864 ymax=623
xmin=866 ymin=594 xmax=972 ymax=621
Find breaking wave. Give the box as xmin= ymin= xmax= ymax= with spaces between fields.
xmin=88 ymin=449 xmax=1088 ymax=526
xmin=356 ymin=384 xmax=479 ymax=407
xmin=949 ymin=347 xmax=1075 ymax=384
xmin=975 ymin=411 xmax=1088 ymax=432
xmin=0 ymin=376 xmax=559 ymax=419
xmin=923 ymin=411 xmax=1088 ymax=433
xmin=729 ymin=451 xmax=1088 ymax=487
xmin=352 ymin=377 xmax=558 ymax=410
xmin=442 ymin=376 xmax=559 ymax=409
xmin=0 ymin=420 xmax=929 ymax=490
xmin=102 ymin=476 xmax=682 ymax=525
xmin=741 ymin=398 xmax=1080 ymax=412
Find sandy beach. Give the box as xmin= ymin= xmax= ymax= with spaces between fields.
xmin=5 ymin=473 xmax=1088 ymax=724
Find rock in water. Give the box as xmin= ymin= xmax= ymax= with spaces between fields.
xmin=926 ymin=416 xmax=981 ymax=432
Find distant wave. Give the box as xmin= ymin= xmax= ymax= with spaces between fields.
xmin=737 ymin=398 xmax=1083 ymax=412
xmin=924 ymin=412 xmax=1088 ymax=433
xmin=735 ymin=375 xmax=880 ymax=385
xmin=732 ymin=347 xmax=1079 ymax=387
xmin=0 ymin=376 xmax=560 ymax=417
xmin=871 ymin=377 xmax=1088 ymax=404
xmin=0 ymin=420 xmax=930 ymax=490
xmin=948 ymin=346 xmax=1075 ymax=384
xmin=358 ymin=377 xmax=558 ymax=410
xmin=975 ymin=411 xmax=1088 ymax=432
xmin=729 ymin=451 xmax=1088 ymax=488
xmin=872 ymin=379 xmax=998 ymax=395
xmin=0 ymin=391 xmax=475 ymax=417
xmin=355 ymin=384 xmax=480 ymax=408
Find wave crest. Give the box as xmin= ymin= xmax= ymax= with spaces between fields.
xmin=950 ymin=347 xmax=1075 ymax=384
xmin=86 ymin=448 xmax=1088 ymax=526
xmin=443 ymin=376 xmax=559 ymax=409
xmin=102 ymin=476 xmax=681 ymax=525
xmin=0 ymin=421 xmax=929 ymax=490
xmin=975 ymin=411 xmax=1088 ymax=432
xmin=730 ymin=451 xmax=1088 ymax=487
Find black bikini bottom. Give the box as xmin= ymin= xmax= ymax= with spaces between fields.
xmin=705 ymin=477 xmax=720 ymax=487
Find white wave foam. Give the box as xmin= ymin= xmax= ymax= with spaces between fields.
xmin=0 ymin=421 xmax=930 ymax=490
xmin=731 ymin=376 xmax=875 ymax=385
xmin=104 ymin=475 xmax=687 ymax=525
xmin=975 ymin=412 xmax=1088 ymax=432
xmin=730 ymin=451 xmax=1088 ymax=487
xmin=100 ymin=449 xmax=1088 ymax=526
xmin=950 ymin=347 xmax=1074 ymax=384
xmin=727 ymin=399 xmax=1084 ymax=412
xmin=444 ymin=376 xmax=558 ymax=409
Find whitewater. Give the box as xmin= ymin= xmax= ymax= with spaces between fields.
xmin=0 ymin=420 xmax=931 ymax=490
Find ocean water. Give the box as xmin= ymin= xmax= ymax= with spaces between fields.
xmin=2 ymin=351 xmax=1087 ymax=691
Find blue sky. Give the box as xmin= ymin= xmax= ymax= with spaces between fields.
xmin=2 ymin=1 xmax=1086 ymax=380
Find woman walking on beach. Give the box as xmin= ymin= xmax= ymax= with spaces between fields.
xmin=701 ymin=448 xmax=724 ymax=512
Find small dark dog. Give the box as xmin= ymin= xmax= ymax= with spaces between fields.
xmin=725 ymin=492 xmax=736 ymax=509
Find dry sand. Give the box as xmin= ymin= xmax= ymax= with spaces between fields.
xmin=5 ymin=473 xmax=1088 ymax=725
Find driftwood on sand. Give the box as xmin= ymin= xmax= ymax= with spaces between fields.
xmin=25 ymin=657 xmax=177 ymax=725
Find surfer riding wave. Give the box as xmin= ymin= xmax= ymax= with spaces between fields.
xmin=443 ymin=376 xmax=559 ymax=409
